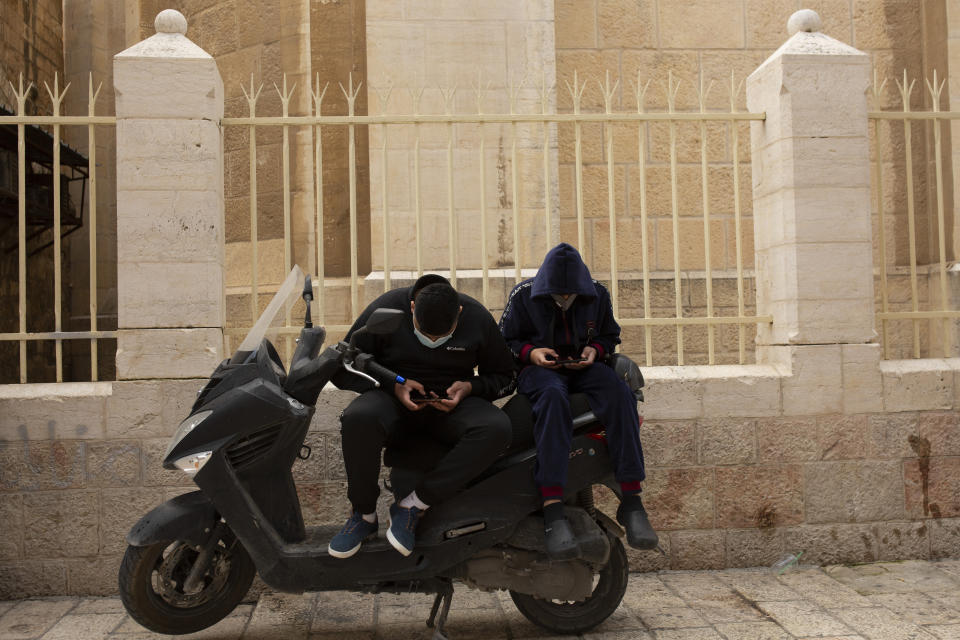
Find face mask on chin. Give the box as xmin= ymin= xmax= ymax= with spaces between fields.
xmin=414 ymin=326 xmax=453 ymax=349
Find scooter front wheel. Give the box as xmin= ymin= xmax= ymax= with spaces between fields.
xmin=118 ymin=533 xmax=255 ymax=635
xmin=510 ymin=533 xmax=629 ymax=635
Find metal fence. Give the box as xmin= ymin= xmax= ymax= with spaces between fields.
xmin=870 ymin=70 xmax=960 ymax=359
xmin=0 ymin=74 xmax=114 ymax=383
xmin=221 ymin=71 xmax=770 ymax=366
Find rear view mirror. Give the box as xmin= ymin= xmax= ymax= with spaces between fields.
xmin=365 ymin=308 xmax=404 ymax=335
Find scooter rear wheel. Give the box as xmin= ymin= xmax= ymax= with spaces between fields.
xmin=118 ymin=533 xmax=255 ymax=635
xmin=509 ymin=533 xmax=629 ymax=635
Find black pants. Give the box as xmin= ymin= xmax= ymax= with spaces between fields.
xmin=340 ymin=390 xmax=512 ymax=514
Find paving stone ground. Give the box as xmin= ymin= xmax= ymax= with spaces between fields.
xmin=2 ymin=559 xmax=960 ymax=639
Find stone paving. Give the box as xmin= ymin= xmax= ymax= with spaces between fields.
xmin=2 ymin=559 xmax=960 ymax=639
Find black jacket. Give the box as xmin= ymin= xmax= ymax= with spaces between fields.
xmin=334 ymin=280 xmax=517 ymax=401
xmin=499 ymin=243 xmax=620 ymax=364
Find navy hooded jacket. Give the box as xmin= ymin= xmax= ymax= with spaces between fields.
xmin=499 ymin=243 xmax=620 ymax=364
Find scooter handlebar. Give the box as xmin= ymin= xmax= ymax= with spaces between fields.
xmin=353 ymin=353 xmax=404 ymax=388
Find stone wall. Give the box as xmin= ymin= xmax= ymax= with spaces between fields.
xmin=2 ymin=360 xmax=959 ymax=597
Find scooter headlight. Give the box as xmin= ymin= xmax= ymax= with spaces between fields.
xmin=172 ymin=450 xmax=214 ymax=475
xmin=164 ymin=410 xmax=213 ymax=460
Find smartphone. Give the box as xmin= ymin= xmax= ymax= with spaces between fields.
xmin=553 ymin=357 xmax=587 ymax=365
xmin=411 ymin=393 xmax=451 ymax=404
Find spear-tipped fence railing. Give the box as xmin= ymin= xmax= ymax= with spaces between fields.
xmin=221 ymin=71 xmax=770 ymax=366
xmin=870 ymin=69 xmax=960 ymax=359
xmin=0 ymin=73 xmax=114 ymax=383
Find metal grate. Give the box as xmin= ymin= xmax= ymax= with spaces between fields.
xmin=225 ymin=423 xmax=283 ymax=470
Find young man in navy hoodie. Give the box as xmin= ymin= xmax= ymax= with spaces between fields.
xmin=499 ymin=243 xmax=657 ymax=559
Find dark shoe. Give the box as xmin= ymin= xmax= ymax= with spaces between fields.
xmin=387 ymin=503 xmax=424 ymax=556
xmin=617 ymin=498 xmax=658 ymax=550
xmin=328 ymin=511 xmax=378 ymax=559
xmin=544 ymin=517 xmax=581 ymax=560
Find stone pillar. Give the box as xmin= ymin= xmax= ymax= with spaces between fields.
xmin=747 ymin=10 xmax=882 ymax=415
xmin=113 ymin=10 xmax=225 ymax=380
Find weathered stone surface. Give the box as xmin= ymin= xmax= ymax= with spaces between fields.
xmin=0 ymin=562 xmax=68 ymax=599
xmin=782 ymin=523 xmax=877 ymax=565
xmin=99 ymin=488 xmax=163 ymax=554
xmin=842 ymin=344 xmax=883 ymax=414
xmin=23 ymin=491 xmax=99 ymax=558
xmin=697 ymin=418 xmax=756 ymax=465
xmin=757 ymin=414 xmax=869 ymax=463
xmin=0 ymin=494 xmax=23 ymax=561
xmin=833 ymin=605 xmax=932 ymax=640
xmin=669 ymin=530 xmax=725 ymax=570
xmin=919 ymin=412 xmax=960 ymax=457
xmin=117 ymin=260 xmax=225 ymax=329
xmin=160 ymin=379 xmax=207 ymax=426
xmin=66 ymin=555 xmax=123 ymax=596
xmin=0 ymin=597 xmax=74 ymax=636
xmin=715 ymin=465 xmax=803 ymax=529
xmin=757 ymin=600 xmax=853 ymax=637
xmin=85 ymin=441 xmax=141 ymax=487
xmin=867 ymin=413 xmax=919 ymax=458
xmin=324 ymin=432 xmax=347 ymax=481
xmin=0 ymin=441 xmax=86 ymax=492
xmin=700 ymin=366 xmax=782 ymax=418
xmin=725 ymin=528 xmax=784 ymax=568
xmin=905 ymin=457 xmax=960 ymax=519
xmin=643 ymin=467 xmax=715 ymax=530
xmin=929 ymin=518 xmax=960 ymax=559
xmin=299 ymin=482 xmax=351 ymax=527
xmin=0 ymin=383 xmax=109 ymax=441
xmin=40 ymin=613 xmax=125 ymax=639
xmin=658 ymin=0 xmax=744 ymax=49
xmin=779 ymin=345 xmax=843 ymax=416
xmin=116 ymin=328 xmax=223 ymax=380
xmin=641 ymin=420 xmax=697 ymax=468
xmin=804 ymin=460 xmax=905 ymax=523
xmin=105 ymin=380 xmax=164 ymax=439
xmin=875 ymin=521 xmax=931 ymax=562
xmin=756 ymin=417 xmax=818 ymax=462
xmin=642 ymin=371 xmax=704 ymax=420
xmin=881 ymin=360 xmax=953 ymax=412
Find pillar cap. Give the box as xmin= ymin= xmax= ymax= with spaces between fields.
xmin=155 ymin=10 xmax=188 ymax=36
xmin=787 ymin=9 xmax=822 ymax=36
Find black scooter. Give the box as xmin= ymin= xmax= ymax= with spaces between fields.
xmin=118 ymin=267 xmax=648 ymax=638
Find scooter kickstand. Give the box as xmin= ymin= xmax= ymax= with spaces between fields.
xmin=426 ymin=584 xmax=454 ymax=640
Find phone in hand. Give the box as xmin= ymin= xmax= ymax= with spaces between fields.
xmin=410 ymin=391 xmax=451 ymax=404
xmin=553 ymin=357 xmax=587 ymax=365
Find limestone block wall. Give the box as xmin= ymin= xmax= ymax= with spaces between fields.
xmin=365 ymin=0 xmax=560 ymax=272
xmin=553 ymin=0 xmax=953 ymax=333
xmin=2 ymin=360 xmax=959 ymax=597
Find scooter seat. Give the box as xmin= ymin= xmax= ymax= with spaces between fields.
xmin=382 ymin=392 xmax=595 ymax=472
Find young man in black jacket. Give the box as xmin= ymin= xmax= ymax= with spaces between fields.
xmin=499 ymin=243 xmax=657 ymax=559
xmin=329 ymin=275 xmax=516 ymax=558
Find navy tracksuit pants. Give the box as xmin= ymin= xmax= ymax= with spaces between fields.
xmin=518 ymin=363 xmax=645 ymax=493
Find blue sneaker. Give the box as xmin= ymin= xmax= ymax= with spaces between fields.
xmin=386 ymin=503 xmax=424 ymax=556
xmin=328 ymin=511 xmax=378 ymax=559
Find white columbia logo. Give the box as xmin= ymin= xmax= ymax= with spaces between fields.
xmin=446 ymin=346 xmax=466 ymax=351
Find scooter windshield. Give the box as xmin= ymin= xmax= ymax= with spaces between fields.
xmin=230 ymin=265 xmax=307 ymax=364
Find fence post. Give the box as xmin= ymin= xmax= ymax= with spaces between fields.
xmin=113 ymin=10 xmax=225 ymax=380
xmin=747 ymin=10 xmax=882 ymax=415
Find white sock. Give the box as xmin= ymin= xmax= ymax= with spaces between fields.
xmin=399 ymin=491 xmax=430 ymax=511
xmin=362 ymin=512 xmax=376 ymax=523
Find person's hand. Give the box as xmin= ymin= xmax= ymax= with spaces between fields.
xmin=435 ymin=380 xmax=472 ymax=413
xmin=564 ymin=345 xmax=597 ymax=370
xmin=530 ymin=347 xmax=561 ymax=369
xmin=395 ymin=378 xmax=427 ymax=411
